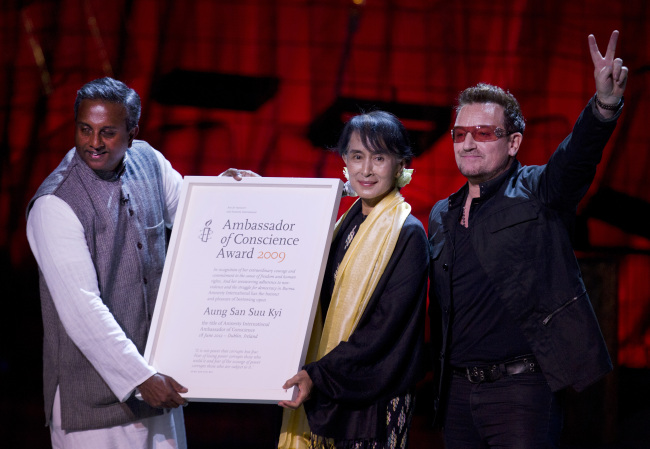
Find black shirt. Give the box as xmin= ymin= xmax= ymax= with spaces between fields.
xmin=448 ymin=182 xmax=532 ymax=366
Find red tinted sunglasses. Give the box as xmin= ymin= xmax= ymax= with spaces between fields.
xmin=451 ymin=125 xmax=510 ymax=143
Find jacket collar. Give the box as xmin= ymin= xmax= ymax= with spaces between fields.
xmin=448 ymin=159 xmax=521 ymax=209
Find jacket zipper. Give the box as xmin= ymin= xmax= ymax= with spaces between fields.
xmin=542 ymin=294 xmax=581 ymax=326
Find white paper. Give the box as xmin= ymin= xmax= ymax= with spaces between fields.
xmin=144 ymin=176 xmax=342 ymax=403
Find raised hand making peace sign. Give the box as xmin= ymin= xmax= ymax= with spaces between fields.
xmin=589 ymin=30 xmax=628 ymax=116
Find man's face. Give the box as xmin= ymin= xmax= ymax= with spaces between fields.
xmin=75 ymin=99 xmax=138 ymax=172
xmin=453 ymin=102 xmax=521 ymax=185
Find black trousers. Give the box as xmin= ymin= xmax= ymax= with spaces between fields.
xmin=443 ymin=370 xmax=563 ymax=449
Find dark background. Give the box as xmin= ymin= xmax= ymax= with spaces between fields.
xmin=1 ymin=1 xmax=649 ymax=447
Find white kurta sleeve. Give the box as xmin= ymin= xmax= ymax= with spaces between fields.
xmin=27 ymin=195 xmax=156 ymax=402
xmin=154 ymin=149 xmax=183 ymax=224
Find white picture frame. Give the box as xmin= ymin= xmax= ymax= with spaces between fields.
xmin=143 ymin=176 xmax=343 ymax=403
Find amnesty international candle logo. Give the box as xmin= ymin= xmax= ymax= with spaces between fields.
xmin=200 ymin=219 xmax=213 ymax=242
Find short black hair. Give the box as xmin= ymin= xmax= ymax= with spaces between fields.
xmin=337 ymin=110 xmax=413 ymax=162
xmin=74 ymin=77 xmax=141 ymax=130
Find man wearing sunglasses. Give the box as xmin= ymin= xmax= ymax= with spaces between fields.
xmin=428 ymin=31 xmax=627 ymax=448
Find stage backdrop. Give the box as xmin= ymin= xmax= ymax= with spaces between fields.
xmin=1 ymin=1 xmax=649 ymax=446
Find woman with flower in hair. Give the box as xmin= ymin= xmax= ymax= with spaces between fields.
xmin=278 ymin=110 xmax=429 ymax=449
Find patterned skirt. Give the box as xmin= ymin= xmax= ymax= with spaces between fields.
xmin=308 ymin=392 xmax=414 ymax=449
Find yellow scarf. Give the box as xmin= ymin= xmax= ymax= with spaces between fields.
xmin=278 ymin=189 xmax=411 ymax=449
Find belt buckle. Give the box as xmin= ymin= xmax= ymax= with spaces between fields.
xmin=467 ymin=366 xmax=487 ymax=383
xmin=466 ymin=367 xmax=481 ymax=383
xmin=466 ymin=365 xmax=501 ymax=383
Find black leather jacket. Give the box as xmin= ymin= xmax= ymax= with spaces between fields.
xmin=428 ymin=97 xmax=620 ymax=422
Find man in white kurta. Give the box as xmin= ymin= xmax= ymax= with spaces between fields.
xmin=26 ymin=77 xmax=188 ymax=448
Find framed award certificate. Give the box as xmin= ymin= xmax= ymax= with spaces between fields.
xmin=143 ymin=176 xmax=343 ymax=403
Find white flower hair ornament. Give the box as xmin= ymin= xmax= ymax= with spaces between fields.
xmin=396 ymin=168 xmax=414 ymax=188
xmin=342 ymin=167 xmax=358 ymax=197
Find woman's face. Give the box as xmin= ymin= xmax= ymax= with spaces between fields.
xmin=344 ymin=132 xmax=405 ymax=215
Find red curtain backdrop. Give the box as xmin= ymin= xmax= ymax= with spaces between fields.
xmin=2 ymin=0 xmax=649 ymax=367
